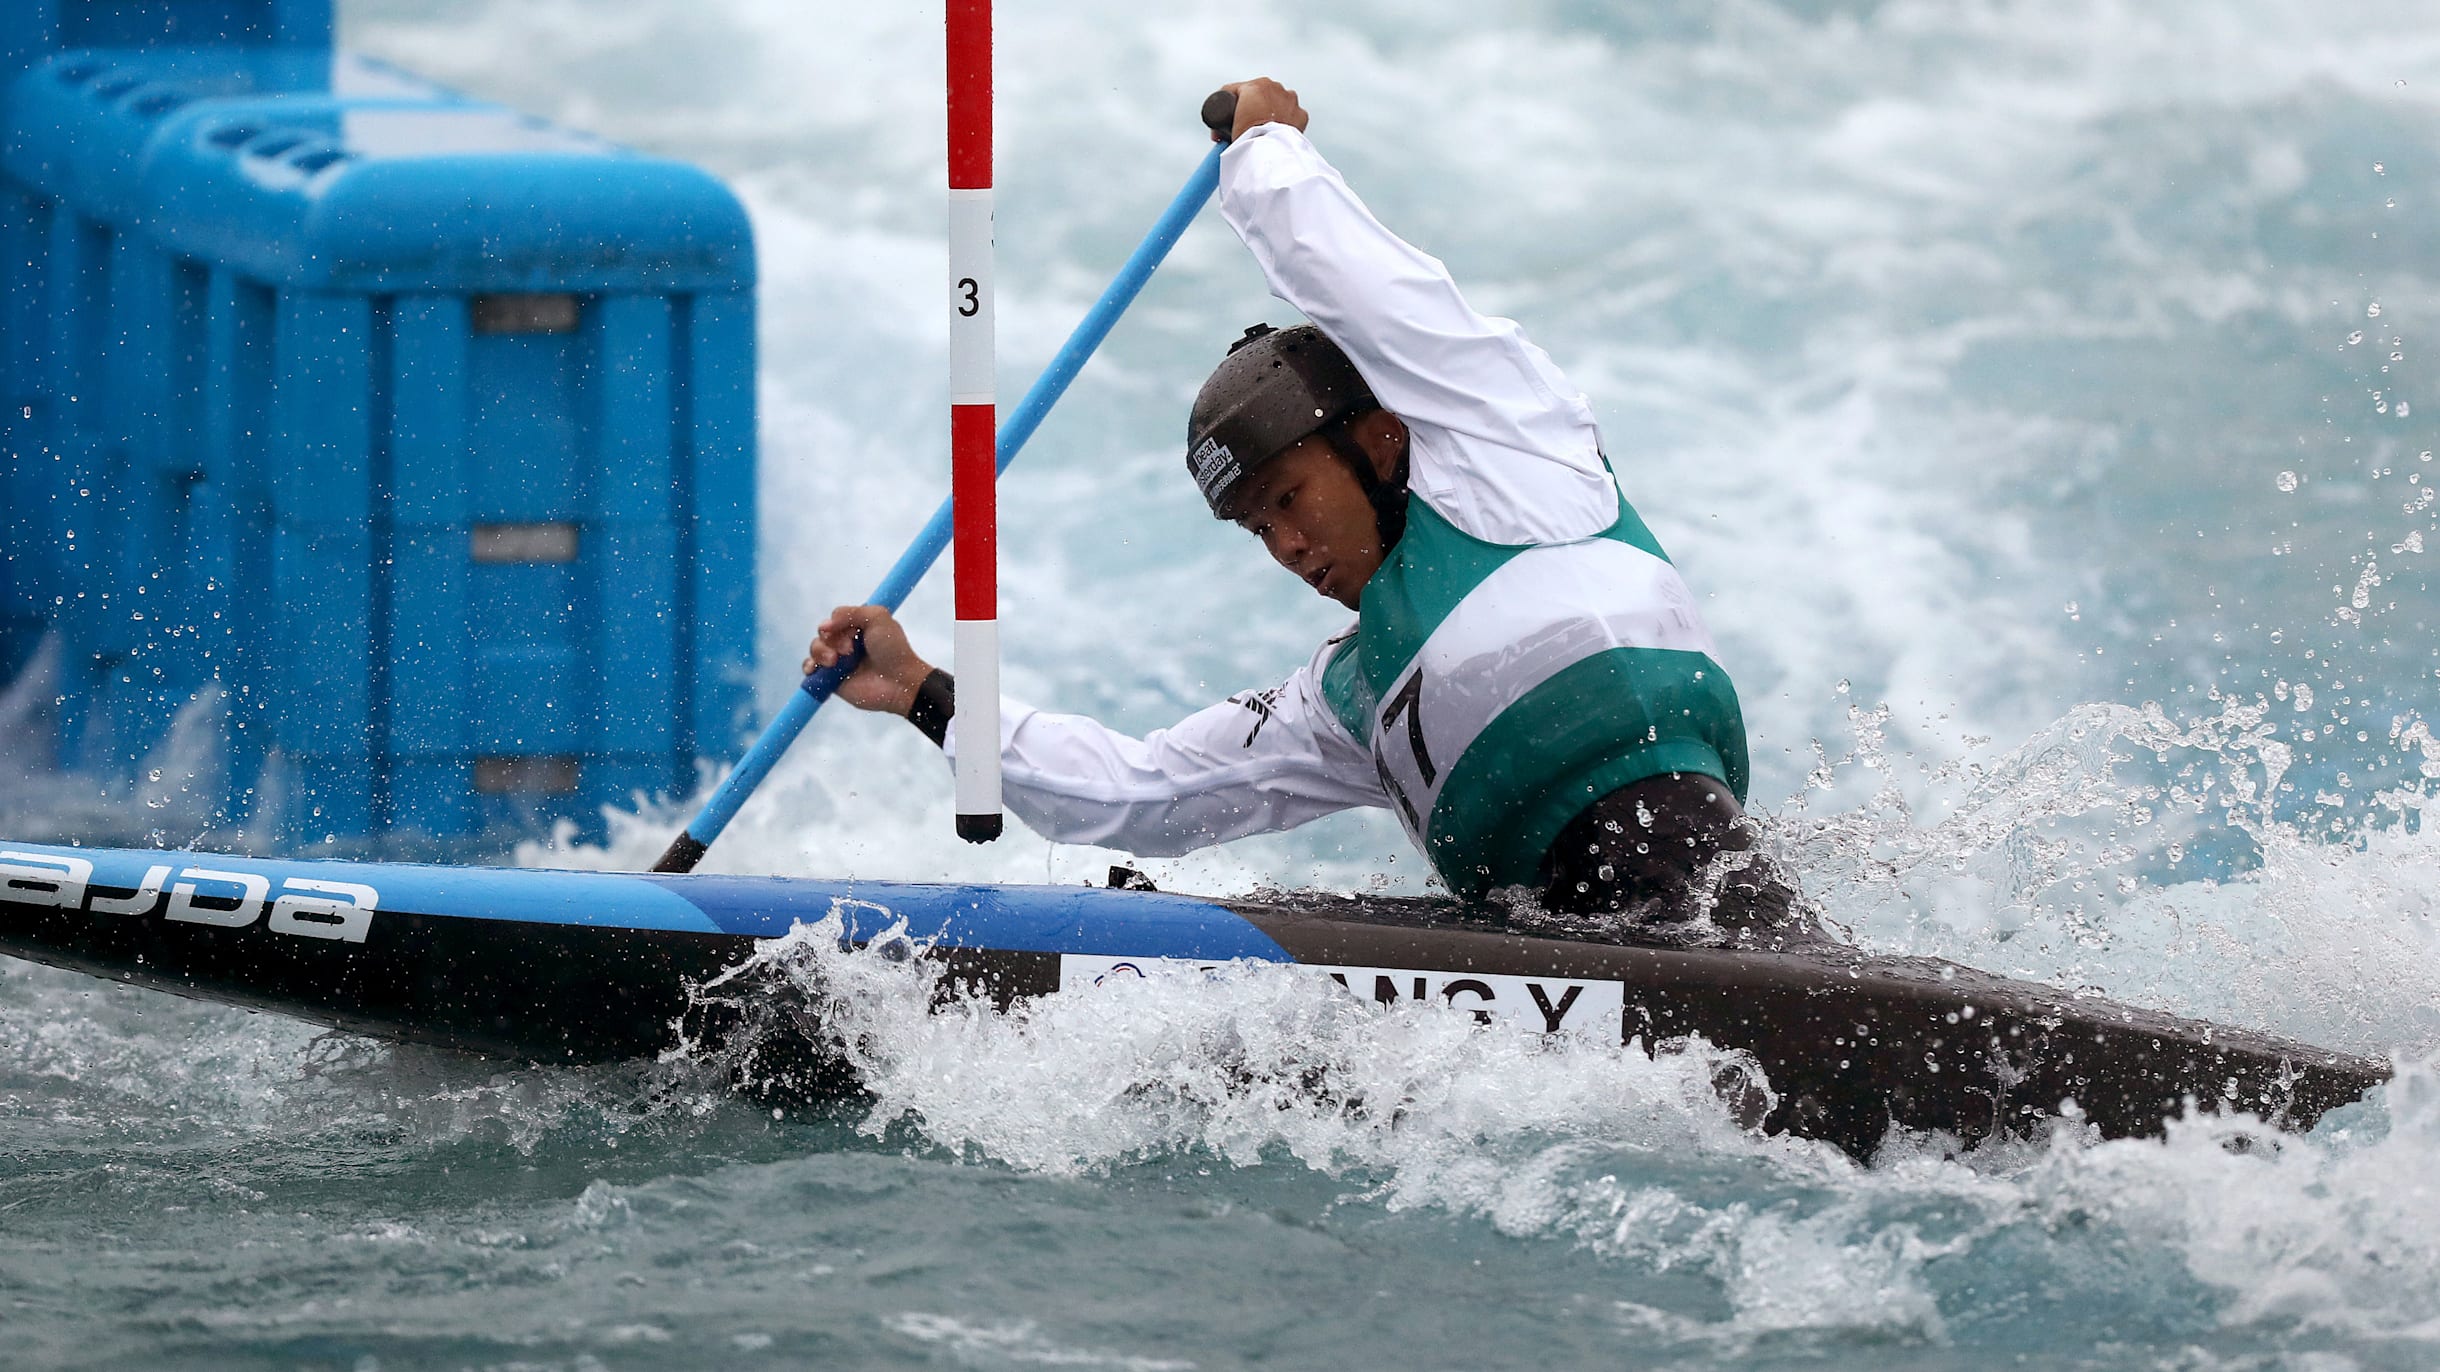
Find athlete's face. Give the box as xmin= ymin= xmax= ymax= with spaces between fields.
xmin=1227 ymin=411 xmax=1407 ymax=610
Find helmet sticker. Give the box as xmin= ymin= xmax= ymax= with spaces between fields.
xmin=1191 ymin=435 xmax=1242 ymax=501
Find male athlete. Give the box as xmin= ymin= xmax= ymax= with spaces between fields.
xmin=808 ymin=79 xmax=1776 ymax=923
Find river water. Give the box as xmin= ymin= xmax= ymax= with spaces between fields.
xmin=4 ymin=0 xmax=2439 ymax=1366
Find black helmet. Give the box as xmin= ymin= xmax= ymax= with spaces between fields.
xmin=1186 ymin=323 xmax=1377 ymax=518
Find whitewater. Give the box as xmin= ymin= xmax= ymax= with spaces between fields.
xmin=2 ymin=0 xmax=2438 ymax=1366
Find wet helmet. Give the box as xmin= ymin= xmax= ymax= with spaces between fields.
xmin=1185 ymin=323 xmax=1378 ymax=518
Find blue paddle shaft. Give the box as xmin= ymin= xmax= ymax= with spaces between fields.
xmin=653 ymin=140 xmax=1228 ymax=872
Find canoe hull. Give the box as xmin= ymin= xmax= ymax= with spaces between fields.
xmin=0 ymin=841 xmax=2387 ymax=1158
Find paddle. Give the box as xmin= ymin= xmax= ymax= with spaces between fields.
xmin=649 ymin=91 xmax=1241 ymax=874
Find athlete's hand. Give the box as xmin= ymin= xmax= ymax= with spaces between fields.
xmin=804 ymin=605 xmax=933 ymax=716
xmin=1214 ymin=77 xmax=1308 ymax=143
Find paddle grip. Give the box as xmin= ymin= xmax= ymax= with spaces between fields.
xmin=796 ymin=642 xmax=866 ymax=706
xmin=1201 ymin=89 xmax=1238 ymax=141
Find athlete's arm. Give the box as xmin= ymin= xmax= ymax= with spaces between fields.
xmin=810 ymin=607 xmax=1388 ymax=854
xmin=1213 ymin=82 xmax=1616 ymax=544
xmin=950 ymin=657 xmax=1389 ymax=855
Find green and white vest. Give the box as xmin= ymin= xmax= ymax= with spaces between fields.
xmin=1319 ymin=492 xmax=1749 ymax=901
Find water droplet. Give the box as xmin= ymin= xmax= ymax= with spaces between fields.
xmin=2276 ymin=471 xmax=2300 ymax=492
xmin=2369 ymin=302 xmax=2384 ymax=318
xmin=1835 ymin=678 xmax=1851 ymax=695
xmin=2349 ymin=331 xmax=2365 ymax=345
xmin=2376 ymin=161 xmax=2388 ymax=173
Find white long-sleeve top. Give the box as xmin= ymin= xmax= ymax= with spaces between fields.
xmin=946 ymin=122 xmax=1621 ymax=856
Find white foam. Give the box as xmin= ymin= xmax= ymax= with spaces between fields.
xmin=682 ymin=910 xmax=1794 ymax=1181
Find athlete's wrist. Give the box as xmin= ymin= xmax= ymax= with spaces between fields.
xmin=906 ymin=668 xmax=956 ymax=748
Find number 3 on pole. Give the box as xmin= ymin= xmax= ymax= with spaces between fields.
xmin=947 ymin=0 xmax=1002 ymax=842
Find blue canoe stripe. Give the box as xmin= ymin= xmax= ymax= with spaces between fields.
xmin=0 ymin=843 xmax=1292 ymax=961
xmin=2 ymin=843 xmax=721 ymax=933
xmin=646 ymin=874 xmax=1293 ymax=962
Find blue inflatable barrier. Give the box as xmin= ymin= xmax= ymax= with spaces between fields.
xmin=1 ymin=1 xmax=333 ymax=85
xmin=0 ymin=2 xmax=757 ymax=851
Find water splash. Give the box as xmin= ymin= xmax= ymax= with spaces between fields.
xmin=670 ymin=907 xmax=1788 ymax=1181
xmin=662 ymin=911 xmax=2440 ymax=1349
xmin=1762 ymin=694 xmax=2440 ymax=1054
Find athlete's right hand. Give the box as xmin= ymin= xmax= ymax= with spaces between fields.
xmin=804 ymin=605 xmax=934 ymax=716
xmin=1213 ymin=77 xmax=1308 ymax=142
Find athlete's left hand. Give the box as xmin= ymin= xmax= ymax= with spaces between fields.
xmin=804 ymin=604 xmax=933 ymax=716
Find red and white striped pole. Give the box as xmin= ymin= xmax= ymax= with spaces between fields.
xmin=947 ymin=0 xmax=1002 ymax=842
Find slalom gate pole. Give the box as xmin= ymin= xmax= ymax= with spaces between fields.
xmin=647 ymin=92 xmax=1242 ymax=875
xmin=946 ymin=0 xmax=1002 ymax=844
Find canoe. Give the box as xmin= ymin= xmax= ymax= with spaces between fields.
xmin=0 ymin=840 xmax=2385 ymax=1158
